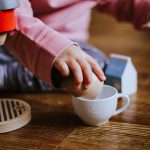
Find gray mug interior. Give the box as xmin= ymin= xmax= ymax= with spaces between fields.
xmin=95 ymin=85 xmax=117 ymax=99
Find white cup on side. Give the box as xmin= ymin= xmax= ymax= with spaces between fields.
xmin=72 ymin=85 xmax=130 ymax=126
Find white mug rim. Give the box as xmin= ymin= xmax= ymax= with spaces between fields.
xmin=72 ymin=85 xmax=118 ymax=102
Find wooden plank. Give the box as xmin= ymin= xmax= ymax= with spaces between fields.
xmin=0 ymin=93 xmax=81 ymax=149
xmin=57 ymin=122 xmax=150 ymax=150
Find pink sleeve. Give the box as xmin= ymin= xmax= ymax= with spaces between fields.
xmin=97 ymin=0 xmax=150 ymax=29
xmin=4 ymin=0 xmax=74 ymax=86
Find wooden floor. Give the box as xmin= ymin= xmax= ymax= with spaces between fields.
xmin=0 ymin=10 xmax=150 ymax=150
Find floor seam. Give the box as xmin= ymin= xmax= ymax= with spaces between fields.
xmin=55 ymin=127 xmax=79 ymax=150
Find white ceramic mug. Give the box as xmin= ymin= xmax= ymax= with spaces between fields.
xmin=72 ymin=85 xmax=130 ymax=126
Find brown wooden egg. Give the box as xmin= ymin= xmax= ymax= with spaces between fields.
xmin=60 ymin=73 xmax=104 ymax=99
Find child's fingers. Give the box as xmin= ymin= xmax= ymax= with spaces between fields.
xmin=54 ymin=61 xmax=70 ymax=77
xmin=77 ymin=59 xmax=92 ymax=86
xmin=67 ymin=59 xmax=83 ymax=88
xmin=87 ymin=57 xmax=106 ymax=81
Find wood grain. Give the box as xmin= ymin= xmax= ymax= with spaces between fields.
xmin=0 ymin=10 xmax=150 ymax=150
xmin=0 ymin=93 xmax=81 ymax=150
xmin=57 ymin=122 xmax=150 ymax=150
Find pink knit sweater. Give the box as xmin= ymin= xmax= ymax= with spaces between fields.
xmin=5 ymin=0 xmax=150 ymax=86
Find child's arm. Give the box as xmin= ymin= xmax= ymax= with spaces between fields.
xmin=4 ymin=0 xmax=105 ymax=88
xmin=5 ymin=0 xmax=74 ymax=85
xmin=4 ymin=0 xmax=75 ymax=86
xmin=97 ymin=0 xmax=150 ymax=30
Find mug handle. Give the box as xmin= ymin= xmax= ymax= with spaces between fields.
xmin=113 ymin=94 xmax=130 ymax=116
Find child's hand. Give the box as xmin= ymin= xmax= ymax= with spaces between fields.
xmin=54 ymin=45 xmax=106 ymax=89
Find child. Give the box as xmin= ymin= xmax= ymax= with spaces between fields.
xmin=0 ymin=0 xmax=150 ymax=92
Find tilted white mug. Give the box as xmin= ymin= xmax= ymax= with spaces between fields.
xmin=72 ymin=85 xmax=130 ymax=126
